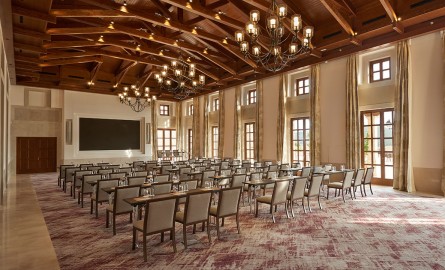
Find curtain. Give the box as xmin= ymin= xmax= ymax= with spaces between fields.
xmin=393 ymin=40 xmax=412 ymax=192
xmin=151 ymin=100 xmax=158 ymax=160
xmin=310 ymin=64 xmax=321 ymax=166
xmin=203 ymin=95 xmax=210 ymax=157
xmin=255 ymin=80 xmax=264 ymax=161
xmin=192 ymin=97 xmax=200 ymax=158
xmin=218 ymin=90 xmax=225 ymax=158
xmin=346 ymin=54 xmax=361 ymax=169
xmin=176 ymin=102 xmax=183 ymax=152
xmin=442 ymin=33 xmax=445 ymax=196
xmin=277 ymin=74 xmax=287 ymax=163
xmin=234 ymin=85 xmax=242 ymax=160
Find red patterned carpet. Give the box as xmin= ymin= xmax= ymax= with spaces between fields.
xmin=29 ymin=173 xmax=445 ymax=270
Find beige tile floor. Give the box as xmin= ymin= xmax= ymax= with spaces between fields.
xmin=0 ymin=174 xmax=60 ymax=270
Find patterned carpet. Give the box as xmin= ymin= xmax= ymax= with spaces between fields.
xmin=29 ymin=173 xmax=445 ymax=270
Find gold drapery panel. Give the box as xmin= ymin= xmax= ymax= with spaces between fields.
xmin=310 ymin=64 xmax=321 ymax=166
xmin=192 ymin=97 xmax=200 ymax=158
xmin=346 ymin=54 xmax=361 ymax=169
xmin=255 ymin=80 xmax=264 ymax=161
xmin=218 ymin=90 xmax=225 ymax=158
xmin=234 ymin=85 xmax=242 ymax=160
xmin=393 ymin=40 xmax=411 ymax=192
xmin=204 ymin=95 xmax=210 ymax=157
xmin=151 ymin=100 xmax=158 ymax=160
xmin=277 ymin=74 xmax=287 ymax=162
xmin=176 ymin=102 xmax=183 ymax=152
xmin=442 ymin=33 xmax=445 ymax=196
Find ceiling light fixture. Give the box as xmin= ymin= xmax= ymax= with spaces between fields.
xmin=154 ymin=54 xmax=205 ymax=100
xmin=117 ymin=85 xmax=156 ymax=112
xmin=234 ymin=0 xmax=314 ymax=72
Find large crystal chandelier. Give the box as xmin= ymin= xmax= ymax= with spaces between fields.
xmin=154 ymin=54 xmax=206 ymax=100
xmin=118 ymin=85 xmax=156 ymax=112
xmin=234 ymin=0 xmax=315 ymax=72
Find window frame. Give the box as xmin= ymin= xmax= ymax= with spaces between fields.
xmin=291 ymin=117 xmax=310 ymax=166
xmin=247 ymin=89 xmax=257 ymax=105
xmin=295 ymin=77 xmax=310 ymax=96
xmin=244 ymin=122 xmax=255 ymax=160
xmin=188 ymin=104 xmax=194 ymax=116
xmin=213 ymin=98 xmax=220 ymax=111
xmin=188 ymin=128 xmax=193 ymax=157
xmin=159 ymin=104 xmax=170 ymax=116
xmin=369 ymin=57 xmax=391 ymax=83
xmin=212 ymin=126 xmax=219 ymax=158
xmin=157 ymin=128 xmax=177 ymax=151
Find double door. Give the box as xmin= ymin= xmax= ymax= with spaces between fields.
xmin=16 ymin=137 xmax=57 ymax=174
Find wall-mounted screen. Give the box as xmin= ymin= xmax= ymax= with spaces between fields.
xmin=79 ymin=118 xmax=140 ymax=151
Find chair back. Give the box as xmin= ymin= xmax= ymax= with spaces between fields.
xmin=201 ymin=170 xmax=216 ymax=185
xmin=220 ymin=169 xmax=231 ymax=176
xmin=154 ymin=174 xmax=170 ymax=183
xmin=353 ymin=169 xmax=365 ymax=187
xmin=128 ymin=176 xmax=146 ymax=186
xmin=65 ymin=167 xmax=79 ymax=183
xmin=152 ymin=182 xmax=172 ymax=195
xmin=363 ymin=167 xmax=374 ymax=184
xmin=144 ymin=197 xmax=177 ymax=234
xmin=313 ymin=166 xmax=323 ymax=173
xmin=271 ymin=180 xmax=290 ymax=204
xmin=133 ymin=171 xmax=148 ymax=177
xmin=217 ymin=187 xmax=242 ymax=217
xmin=307 ymin=175 xmax=323 ymax=197
xmin=178 ymin=180 xmax=198 ymax=204
xmin=179 ymin=167 xmax=192 ymax=180
xmin=324 ymin=164 xmax=332 ymax=171
xmin=60 ymin=165 xmax=74 ymax=180
xmin=301 ymin=167 xmax=312 ymax=177
xmin=74 ymin=170 xmax=92 ymax=187
xmin=118 ymin=167 xmax=133 ymax=174
xmin=98 ymin=169 xmax=112 ymax=178
xmin=114 ymin=185 xmax=140 ymax=214
xmin=157 ymin=150 xmax=164 ymax=158
xmin=264 ymin=161 xmax=273 ymax=167
xmin=232 ymin=160 xmax=240 ymax=165
xmin=250 ymin=172 xmax=262 ymax=181
xmin=87 ymin=166 xmax=101 ymax=173
xmin=96 ymin=179 xmax=119 ymax=202
xmin=254 ymin=162 xmax=262 ymax=167
xmin=292 ymin=162 xmax=301 ymax=168
xmin=133 ymin=161 xmax=144 ymax=168
xmin=268 ymin=164 xmax=278 ymax=172
xmin=80 ymin=163 xmax=93 ymax=170
xmin=235 ymin=167 xmax=247 ymax=174
xmin=110 ymin=172 xmax=126 ymax=180
xmin=82 ymin=174 xmax=102 ymax=194
xmin=184 ymin=191 xmax=212 ymax=224
xmin=231 ymin=174 xmax=246 ymax=188
xmin=291 ymin=177 xmax=307 ymax=200
xmin=242 ymin=163 xmax=251 ymax=170
xmin=146 ymin=162 xmax=157 ymax=171
xmin=161 ymin=165 xmax=173 ymax=174
xmin=280 ymin=163 xmax=290 ymax=170
xmin=266 ymin=171 xmax=277 ymax=179
xmin=342 ymin=171 xmax=354 ymax=188
xmin=220 ymin=161 xmax=229 ymax=170
xmin=107 ymin=165 xmax=121 ymax=172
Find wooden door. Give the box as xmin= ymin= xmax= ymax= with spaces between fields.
xmin=17 ymin=137 xmax=57 ymax=174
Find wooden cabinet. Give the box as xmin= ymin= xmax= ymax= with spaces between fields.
xmin=16 ymin=137 xmax=57 ymax=174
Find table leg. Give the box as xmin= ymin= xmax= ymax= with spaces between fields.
xmin=133 ymin=205 xmax=140 ymax=248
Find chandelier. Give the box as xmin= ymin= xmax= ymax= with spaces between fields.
xmin=117 ymin=85 xmax=156 ymax=112
xmin=234 ymin=0 xmax=315 ymax=72
xmin=154 ymin=54 xmax=206 ymax=100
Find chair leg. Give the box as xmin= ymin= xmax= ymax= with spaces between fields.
xmin=106 ymin=211 xmax=109 ymax=228
xmin=317 ymin=195 xmax=323 ymax=210
xmin=95 ymin=202 xmax=99 ymax=218
xmin=171 ymin=229 xmax=177 ymax=253
xmin=349 ymin=188 xmax=354 ymax=200
xmin=132 ymin=228 xmax=136 ymax=250
xmin=342 ymin=189 xmax=345 ymax=203
xmin=161 ymin=232 xmax=164 ymax=242
xmin=290 ymin=201 xmax=295 ymax=218
xmin=369 ymin=183 xmax=374 ymax=195
xmin=77 ymin=191 xmax=81 ymax=204
xmin=255 ymin=201 xmax=259 ymax=217
xmin=202 ymin=222 xmax=205 ymax=232
xmin=206 ymin=220 xmax=211 ymax=244
xmin=360 ymin=185 xmax=364 ymax=197
xmin=216 ymin=217 xmax=220 ymax=240
xmin=271 ymin=209 xmax=276 ymax=223
xmin=222 ymin=217 xmax=225 ymax=227
xmin=81 ymin=193 xmax=84 ymax=208
xmin=285 ymin=203 xmax=290 ymax=219
xmin=90 ymin=199 xmax=93 ymax=214
xmin=143 ymin=235 xmax=147 ymax=262
xmin=113 ymin=214 xmax=116 ymax=235
xmin=363 ymin=184 xmax=367 ymax=196
xmin=130 ymin=212 xmax=133 ymax=223
xmin=301 ymin=198 xmax=306 ymax=213
xmin=307 ymin=197 xmax=312 ymax=212
xmin=327 ymin=188 xmax=330 ymax=199
xmin=236 ymin=213 xmax=241 ymax=234
xmin=183 ymin=225 xmax=188 ymax=249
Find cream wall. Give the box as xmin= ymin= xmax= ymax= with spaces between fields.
xmin=223 ymin=87 xmax=235 ymax=158
xmin=262 ymin=75 xmax=280 ymax=161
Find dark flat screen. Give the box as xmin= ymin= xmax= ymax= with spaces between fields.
xmin=79 ymin=118 xmax=140 ymax=151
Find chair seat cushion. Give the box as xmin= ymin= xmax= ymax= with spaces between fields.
xmin=256 ymin=196 xmax=272 ymax=204
xmin=133 ymin=219 xmax=144 ymax=231
xmin=327 ymin=182 xmax=343 ymax=188
xmin=175 ymin=211 xmax=185 ymax=223
xmin=209 ymin=206 xmax=218 ymax=216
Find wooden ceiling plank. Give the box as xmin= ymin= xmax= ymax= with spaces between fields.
xmin=16 ymin=62 xmax=42 ymax=72
xmin=43 ymin=40 xmax=105 ymax=49
xmin=88 ymin=61 xmax=103 ymax=86
xmin=16 ymin=70 xmax=40 ymax=78
xmin=160 ymin=0 xmax=244 ymax=30
xmin=39 ymin=56 xmax=102 ymax=67
xmin=196 ymin=52 xmax=236 ymax=74
xmin=139 ymin=71 xmax=154 ymax=89
xmin=41 ymin=51 xmax=97 ymax=60
xmin=150 ymin=0 xmax=173 ymax=19
xmin=12 ymin=5 xmax=57 ymax=24
xmin=207 ymin=0 xmax=229 ymax=10
xmin=46 ymin=27 xmax=110 ymax=35
xmin=13 ymin=26 xmax=51 ymax=40
xmin=280 ymin=0 xmax=315 ymax=26
xmin=379 ymin=0 xmax=404 ymax=33
xmin=15 ymin=54 xmax=41 ymax=64
xmin=319 ymin=0 xmax=355 ymax=36
xmin=115 ymin=61 xmax=137 ymax=87
xmin=15 ymin=42 xmax=46 ymax=53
